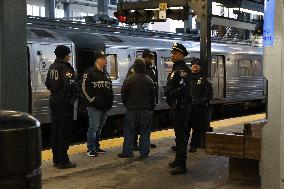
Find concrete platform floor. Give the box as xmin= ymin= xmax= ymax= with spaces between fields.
xmin=42 ymin=114 xmax=264 ymax=189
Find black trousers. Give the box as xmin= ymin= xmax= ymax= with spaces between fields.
xmin=172 ymin=106 xmax=190 ymax=168
xmin=189 ymin=106 xmax=211 ymax=148
xmin=49 ymin=95 xmax=73 ymax=165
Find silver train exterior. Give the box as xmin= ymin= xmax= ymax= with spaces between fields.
xmin=27 ymin=27 xmax=264 ymax=124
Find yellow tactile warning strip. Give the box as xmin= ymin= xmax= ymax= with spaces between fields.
xmin=42 ymin=113 xmax=266 ymax=161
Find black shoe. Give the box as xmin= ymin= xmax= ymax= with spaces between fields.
xmin=188 ymin=147 xmax=197 ymax=153
xmin=169 ymin=161 xmax=178 ymax=168
xmin=170 ymin=166 xmax=187 ymax=175
xmin=139 ymin=154 xmax=149 ymax=159
xmin=150 ymin=143 xmax=157 ymax=148
xmin=57 ymin=162 xmax=76 ymax=169
xmin=133 ymin=145 xmax=139 ymax=151
xmin=171 ymin=146 xmax=177 ymax=151
xmin=96 ymin=148 xmax=107 ymax=154
xmin=118 ymin=153 xmax=134 ymax=158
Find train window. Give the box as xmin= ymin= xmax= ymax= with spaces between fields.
xmin=238 ymin=59 xmax=252 ymax=77
xmin=163 ymin=57 xmax=173 ymax=75
xmin=218 ymin=56 xmax=225 ymax=77
xmin=106 ymin=54 xmax=118 ymax=80
xmin=211 ymin=56 xmax=217 ymax=78
xmin=30 ymin=29 xmax=54 ymax=38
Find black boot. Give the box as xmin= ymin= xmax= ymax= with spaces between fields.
xmin=169 ymin=161 xmax=178 ymax=168
xmin=170 ymin=145 xmax=177 ymax=151
xmin=170 ymin=166 xmax=187 ymax=175
xmin=188 ymin=146 xmax=197 ymax=153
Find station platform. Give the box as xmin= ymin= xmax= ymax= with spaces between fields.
xmin=42 ymin=114 xmax=265 ymax=189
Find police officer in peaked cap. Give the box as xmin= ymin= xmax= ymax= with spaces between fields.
xmin=165 ymin=43 xmax=192 ymax=175
xmin=45 ymin=45 xmax=78 ymax=169
xmin=188 ymin=57 xmax=213 ymax=153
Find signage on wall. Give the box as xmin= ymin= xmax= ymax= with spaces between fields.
xmin=263 ymin=0 xmax=275 ymax=47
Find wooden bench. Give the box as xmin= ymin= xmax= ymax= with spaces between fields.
xmin=205 ymin=119 xmax=266 ymax=181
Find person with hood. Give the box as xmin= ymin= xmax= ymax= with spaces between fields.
xmin=45 ymin=45 xmax=77 ymax=169
xmin=82 ymin=51 xmax=114 ymax=157
xmin=127 ymin=49 xmax=158 ymax=150
xmin=119 ymin=58 xmax=155 ymax=159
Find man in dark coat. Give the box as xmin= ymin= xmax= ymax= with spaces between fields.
xmin=166 ymin=43 xmax=192 ymax=175
xmin=45 ymin=45 xmax=77 ymax=169
xmin=127 ymin=49 xmax=158 ymax=150
xmin=188 ymin=58 xmax=213 ymax=152
xmin=82 ymin=51 xmax=114 ymax=157
xmin=119 ymin=58 xmax=155 ymax=159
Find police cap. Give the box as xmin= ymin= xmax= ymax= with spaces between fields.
xmin=171 ymin=43 xmax=188 ymax=56
xmin=94 ymin=51 xmax=106 ymax=60
xmin=142 ymin=49 xmax=154 ymax=58
xmin=54 ymin=45 xmax=71 ymax=59
xmin=191 ymin=57 xmax=201 ymax=66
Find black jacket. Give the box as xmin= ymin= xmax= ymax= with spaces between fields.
xmin=165 ymin=60 xmax=192 ymax=108
xmin=191 ymin=72 xmax=213 ymax=107
xmin=45 ymin=58 xmax=77 ymax=102
xmin=82 ymin=66 xmax=114 ymax=111
xmin=127 ymin=64 xmax=158 ymax=93
xmin=121 ymin=73 xmax=155 ymax=111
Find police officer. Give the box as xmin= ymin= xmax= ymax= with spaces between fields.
xmin=82 ymin=51 xmax=114 ymax=157
xmin=188 ymin=58 xmax=213 ymax=152
xmin=166 ymin=43 xmax=192 ymax=175
xmin=127 ymin=49 xmax=158 ymax=150
xmin=45 ymin=45 xmax=77 ymax=169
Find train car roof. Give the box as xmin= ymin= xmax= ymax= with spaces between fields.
xmin=89 ymin=32 xmax=263 ymax=55
xmin=64 ymin=32 xmax=105 ymax=51
xmin=27 ymin=27 xmax=71 ymax=44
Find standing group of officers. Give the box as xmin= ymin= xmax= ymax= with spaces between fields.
xmin=45 ymin=43 xmax=212 ymax=175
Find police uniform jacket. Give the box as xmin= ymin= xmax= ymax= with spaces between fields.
xmin=121 ymin=73 xmax=155 ymax=111
xmin=45 ymin=58 xmax=77 ymax=102
xmin=165 ymin=60 xmax=192 ymax=107
xmin=191 ymin=72 xmax=213 ymax=107
xmin=82 ymin=66 xmax=114 ymax=111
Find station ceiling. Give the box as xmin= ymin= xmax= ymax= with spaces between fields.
xmin=215 ymin=0 xmax=264 ymax=12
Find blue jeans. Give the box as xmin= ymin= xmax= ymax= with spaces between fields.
xmin=87 ymin=107 xmax=107 ymax=151
xmin=122 ymin=110 xmax=151 ymax=157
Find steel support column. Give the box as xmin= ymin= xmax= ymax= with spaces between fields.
xmin=98 ymin=0 xmax=108 ymax=15
xmin=262 ymin=0 xmax=284 ymax=188
xmin=63 ymin=2 xmax=70 ymax=18
xmin=45 ymin=0 xmax=55 ymax=18
xmin=0 ymin=0 xmax=28 ymax=112
xmin=200 ymin=1 xmax=212 ymax=77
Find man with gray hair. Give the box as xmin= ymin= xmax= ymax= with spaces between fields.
xmin=119 ymin=58 xmax=155 ymax=159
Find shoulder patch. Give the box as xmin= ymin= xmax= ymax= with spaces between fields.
xmin=65 ymin=72 xmax=72 ymax=78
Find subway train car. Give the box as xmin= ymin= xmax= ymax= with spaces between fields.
xmin=27 ymin=26 xmax=264 ymax=125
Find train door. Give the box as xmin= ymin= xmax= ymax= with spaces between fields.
xmin=76 ymin=49 xmax=96 ymax=114
xmin=28 ymin=43 xmax=73 ymax=123
xmin=211 ymin=55 xmax=225 ymax=99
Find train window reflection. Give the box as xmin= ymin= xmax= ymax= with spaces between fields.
xmin=163 ymin=57 xmax=173 ymax=74
xmin=238 ymin=59 xmax=252 ymax=77
xmin=106 ymin=54 xmax=118 ymax=80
